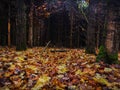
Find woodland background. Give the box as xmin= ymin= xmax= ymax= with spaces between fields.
xmin=0 ymin=0 xmax=120 ymax=63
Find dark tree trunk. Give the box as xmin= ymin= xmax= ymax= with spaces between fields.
xmin=86 ymin=0 xmax=96 ymax=54
xmin=105 ymin=0 xmax=120 ymax=63
xmin=97 ymin=0 xmax=120 ymax=64
xmin=33 ymin=19 xmax=41 ymax=46
xmin=10 ymin=0 xmax=17 ymax=46
xmin=16 ymin=0 xmax=27 ymax=51
xmin=70 ymin=8 xmax=74 ymax=48
xmin=95 ymin=0 xmax=107 ymax=49
xmin=0 ymin=1 xmax=8 ymax=46
xmin=28 ymin=0 xmax=33 ymax=47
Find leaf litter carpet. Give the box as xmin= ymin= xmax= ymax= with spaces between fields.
xmin=0 ymin=47 xmax=120 ymax=90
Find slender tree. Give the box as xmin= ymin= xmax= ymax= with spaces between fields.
xmin=16 ymin=0 xmax=27 ymax=50
xmin=70 ymin=7 xmax=74 ymax=48
xmin=86 ymin=0 xmax=96 ymax=54
xmin=28 ymin=0 xmax=33 ymax=47
xmin=8 ymin=0 xmax=11 ymax=47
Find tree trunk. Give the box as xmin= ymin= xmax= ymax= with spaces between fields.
xmin=8 ymin=0 xmax=11 ymax=47
xmin=105 ymin=1 xmax=119 ymax=63
xmin=86 ymin=0 xmax=96 ymax=54
xmin=28 ymin=0 xmax=33 ymax=47
xmin=70 ymin=8 xmax=74 ymax=48
xmin=0 ymin=1 xmax=8 ymax=46
xmin=16 ymin=0 xmax=27 ymax=51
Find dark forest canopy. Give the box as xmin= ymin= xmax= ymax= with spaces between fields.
xmin=0 ymin=0 xmax=119 ymax=18
xmin=0 ymin=0 xmax=119 ymax=44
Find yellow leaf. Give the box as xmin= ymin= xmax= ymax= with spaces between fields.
xmin=18 ymin=57 xmax=24 ymax=61
xmin=75 ymin=70 xmax=84 ymax=75
xmin=9 ymin=65 xmax=16 ymax=70
xmin=32 ymin=75 xmax=51 ymax=90
xmin=57 ymin=64 xmax=68 ymax=74
xmin=93 ymin=77 xmax=111 ymax=86
xmin=26 ymin=65 xmax=38 ymax=71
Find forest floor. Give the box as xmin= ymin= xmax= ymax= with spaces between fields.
xmin=0 ymin=47 xmax=120 ymax=90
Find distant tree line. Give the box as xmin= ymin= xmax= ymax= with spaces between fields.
xmin=0 ymin=0 xmax=120 ymax=64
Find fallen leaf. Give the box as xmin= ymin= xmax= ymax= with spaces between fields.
xmin=93 ymin=74 xmax=111 ymax=87
xmin=104 ymin=68 xmax=112 ymax=73
xmin=32 ymin=75 xmax=51 ymax=90
xmin=75 ymin=70 xmax=84 ymax=75
xmin=57 ymin=64 xmax=68 ymax=74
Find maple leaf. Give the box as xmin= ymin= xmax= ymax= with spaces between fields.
xmin=32 ymin=75 xmax=51 ymax=90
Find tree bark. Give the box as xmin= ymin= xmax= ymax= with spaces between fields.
xmin=28 ymin=0 xmax=33 ymax=47
xmin=86 ymin=0 xmax=96 ymax=54
xmin=8 ymin=0 xmax=11 ymax=47
xmin=0 ymin=1 xmax=8 ymax=46
xmin=16 ymin=0 xmax=27 ymax=51
xmin=70 ymin=8 xmax=74 ymax=48
xmin=105 ymin=0 xmax=120 ymax=63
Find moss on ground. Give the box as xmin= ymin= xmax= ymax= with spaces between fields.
xmin=96 ymin=46 xmax=119 ymax=64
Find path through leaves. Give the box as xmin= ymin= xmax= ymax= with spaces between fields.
xmin=0 ymin=47 xmax=120 ymax=90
